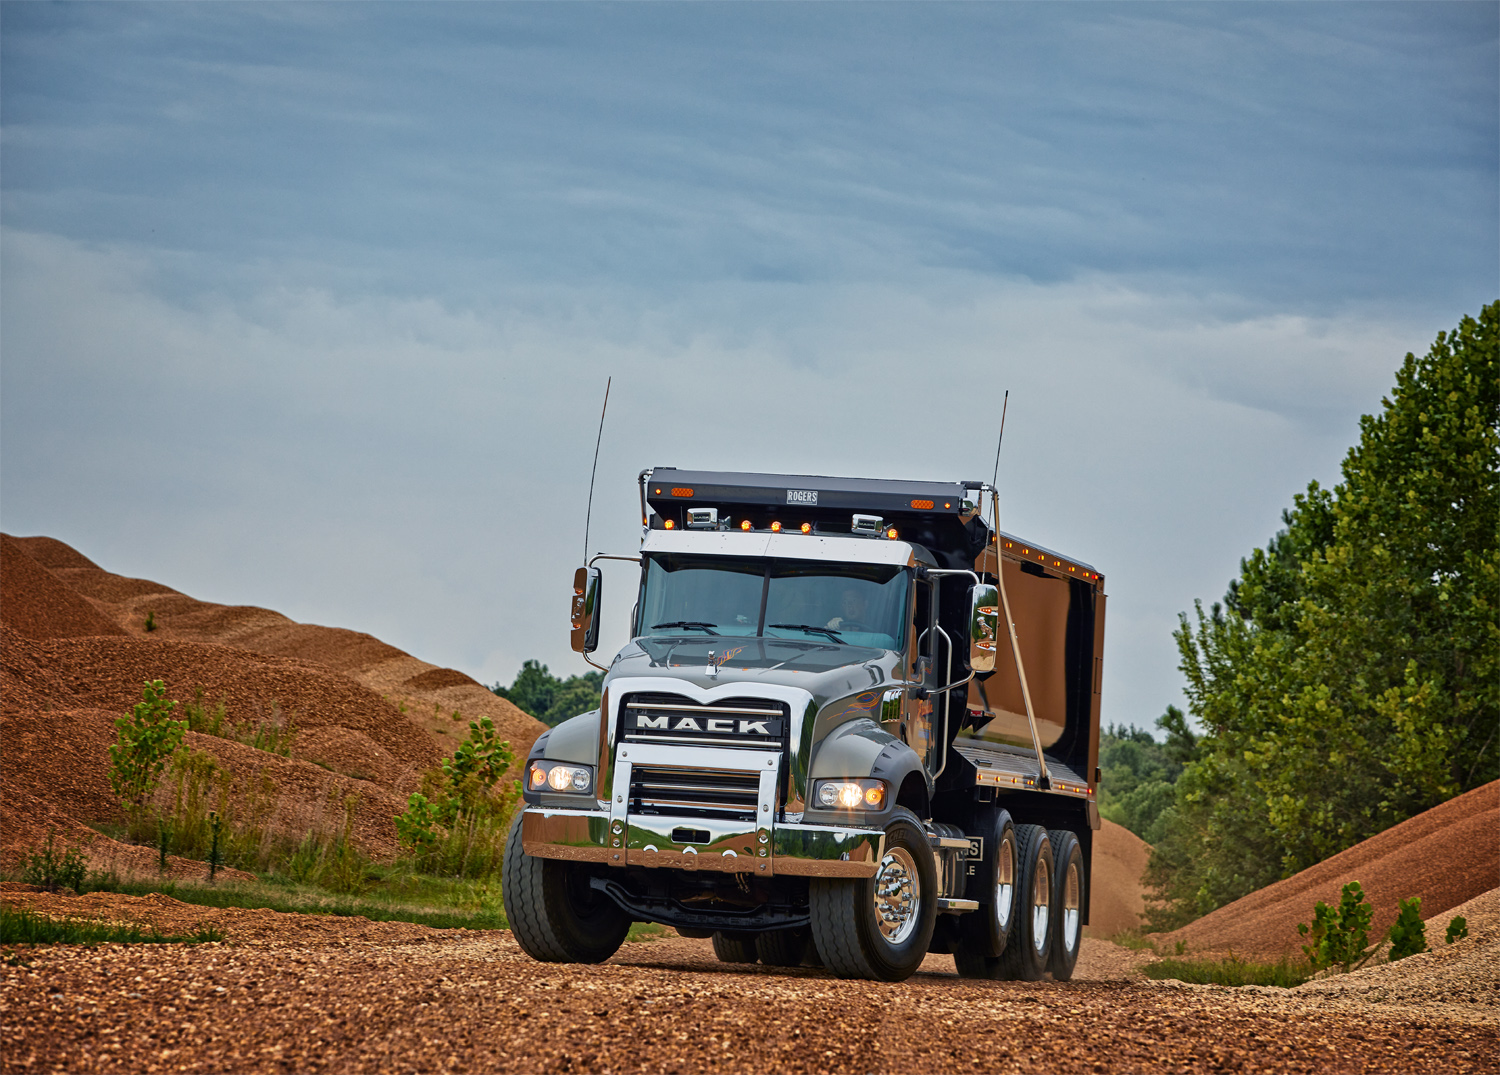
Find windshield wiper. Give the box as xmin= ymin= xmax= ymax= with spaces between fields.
xmin=651 ymin=621 xmax=720 ymax=635
xmin=768 ymin=623 xmax=844 ymax=643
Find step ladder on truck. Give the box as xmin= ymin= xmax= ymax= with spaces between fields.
xmin=501 ymin=468 xmax=1106 ymax=982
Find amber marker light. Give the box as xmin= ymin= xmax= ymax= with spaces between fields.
xmin=671 ymin=487 xmax=694 ymax=497
xmin=740 ymin=519 xmax=752 ymax=531
xmin=664 ymin=518 xmax=675 ymax=529
xmin=800 ymin=522 xmax=812 ymax=534
xmin=770 ymin=521 xmax=782 ymax=532
xmin=528 ymin=765 xmax=547 ymax=789
xmin=910 ymin=499 xmax=934 ymax=510
xmin=864 ymin=785 xmax=885 ymax=808
xmin=886 ymin=527 xmax=898 ymax=540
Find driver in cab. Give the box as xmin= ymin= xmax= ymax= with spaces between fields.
xmin=825 ymin=587 xmax=870 ymax=633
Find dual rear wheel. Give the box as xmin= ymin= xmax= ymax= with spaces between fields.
xmin=955 ymin=818 xmax=1084 ymax=982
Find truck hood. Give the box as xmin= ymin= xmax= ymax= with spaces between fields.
xmin=608 ymin=636 xmax=907 ymax=711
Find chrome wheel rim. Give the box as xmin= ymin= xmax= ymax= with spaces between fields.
xmin=1030 ymin=855 xmax=1051 ymax=954
xmin=994 ymin=833 xmax=1015 ymax=934
xmin=1061 ymin=858 xmax=1081 ymax=953
xmin=873 ymin=846 xmax=921 ymax=945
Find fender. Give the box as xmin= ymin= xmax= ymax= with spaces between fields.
xmin=803 ymin=717 xmax=929 ymax=824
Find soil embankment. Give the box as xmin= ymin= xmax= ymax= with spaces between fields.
xmin=0 ymin=534 xmax=546 ymax=870
xmin=1155 ymin=781 xmax=1499 ymax=959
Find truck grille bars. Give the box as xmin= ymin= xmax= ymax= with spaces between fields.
xmin=627 ymin=767 xmax=762 ymax=822
xmin=620 ymin=693 xmax=791 ymax=822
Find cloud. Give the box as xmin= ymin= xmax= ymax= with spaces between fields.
xmin=0 ymin=229 xmax=1456 ymax=727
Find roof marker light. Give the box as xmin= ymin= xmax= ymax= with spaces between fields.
xmin=770 ymin=521 xmax=782 ymax=532
xmin=886 ymin=527 xmax=898 ymax=540
xmin=664 ymin=518 xmax=675 ymax=529
xmin=671 ymin=487 xmax=694 ymax=497
xmin=910 ymin=499 xmax=934 ymax=510
xmin=800 ymin=522 xmax=812 ymax=534
xmin=741 ymin=519 xmax=753 ymax=531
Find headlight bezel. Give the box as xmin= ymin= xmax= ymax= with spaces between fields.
xmin=811 ymin=777 xmax=887 ymax=811
xmin=527 ymin=760 xmax=594 ymax=795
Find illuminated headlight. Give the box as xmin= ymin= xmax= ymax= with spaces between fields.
xmin=527 ymin=761 xmax=593 ymax=794
xmin=813 ymin=779 xmax=886 ymax=810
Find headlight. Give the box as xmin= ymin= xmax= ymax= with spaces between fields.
xmin=813 ymin=778 xmax=886 ymax=810
xmin=527 ymin=761 xmax=593 ymax=794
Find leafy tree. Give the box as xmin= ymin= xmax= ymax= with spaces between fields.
xmin=1098 ymin=707 xmax=1198 ymax=845
xmin=1145 ymin=303 xmax=1499 ymax=930
xmin=109 ymin=680 xmax=187 ymax=813
xmin=394 ymin=716 xmax=519 ymax=878
xmin=491 ymin=660 xmax=603 ymax=727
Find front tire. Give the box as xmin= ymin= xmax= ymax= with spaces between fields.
xmin=1047 ymin=829 xmax=1084 ymax=981
xmin=501 ymin=811 xmax=630 ymax=963
xmin=995 ymin=824 xmax=1053 ymax=981
xmin=810 ymin=807 xmax=937 ymax=982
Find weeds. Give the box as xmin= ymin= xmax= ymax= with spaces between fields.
xmin=20 ymin=833 xmax=88 ymax=894
xmin=1144 ymin=953 xmax=1315 ymax=988
xmin=0 ymin=906 xmax=222 ymax=946
xmin=182 ymin=691 xmax=298 ymax=757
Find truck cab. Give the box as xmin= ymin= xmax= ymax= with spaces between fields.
xmin=501 ymin=468 xmax=1106 ymax=982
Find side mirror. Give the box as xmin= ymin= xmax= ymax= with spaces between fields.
xmin=571 ymin=566 xmax=602 ymax=653
xmin=968 ymin=582 xmax=999 ymax=673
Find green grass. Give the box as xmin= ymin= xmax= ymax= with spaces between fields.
xmin=87 ymin=873 xmax=511 ymax=932
xmin=1144 ymin=954 xmax=1315 ymax=988
xmin=0 ymin=905 xmax=223 ymax=946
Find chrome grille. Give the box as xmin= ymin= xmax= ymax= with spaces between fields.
xmin=621 ymin=692 xmax=787 ymax=749
xmin=628 ymin=766 xmax=761 ymax=822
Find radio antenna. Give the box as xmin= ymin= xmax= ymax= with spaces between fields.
xmin=582 ymin=376 xmax=611 ymax=564
xmin=991 ymin=389 xmax=1009 ymax=490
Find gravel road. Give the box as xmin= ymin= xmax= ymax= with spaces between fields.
xmin=5 ymin=928 xmax=1496 ymax=1074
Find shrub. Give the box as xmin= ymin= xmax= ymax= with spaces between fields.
xmin=1446 ymin=916 xmax=1469 ymax=944
xmin=109 ymin=680 xmax=186 ymax=813
xmin=394 ymin=716 xmax=520 ymax=879
xmin=1386 ymin=896 xmax=1427 ymax=961
xmin=1298 ymin=880 xmax=1375 ymax=973
xmin=20 ymin=832 xmax=88 ymax=894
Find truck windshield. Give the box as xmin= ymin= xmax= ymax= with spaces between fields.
xmin=640 ymin=555 xmax=908 ymax=651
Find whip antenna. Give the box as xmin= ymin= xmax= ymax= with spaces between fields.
xmin=991 ymin=389 xmax=1009 ymax=491
xmin=582 ymin=376 xmax=611 ymax=563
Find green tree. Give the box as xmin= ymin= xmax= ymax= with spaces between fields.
xmin=109 ymin=680 xmax=188 ymax=813
xmin=1098 ymin=707 xmax=1198 ymax=845
xmin=1145 ymin=303 xmax=1499 ymax=930
xmin=491 ymin=660 xmax=603 ymax=727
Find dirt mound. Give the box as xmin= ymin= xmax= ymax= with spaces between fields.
xmin=0 ymin=536 xmax=126 ymax=640
xmin=3 ymin=533 xmax=545 ymax=761
xmin=403 ymin=667 xmax=478 ymax=691
xmin=1156 ymin=781 xmax=1500 ymax=958
xmin=1289 ymin=887 xmax=1499 ymax=1015
xmin=1085 ymin=819 xmax=1150 ymax=938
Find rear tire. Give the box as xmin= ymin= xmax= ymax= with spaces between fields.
xmin=810 ymin=807 xmax=937 ymax=982
xmin=995 ymin=824 xmax=1053 ymax=981
xmin=1047 ymin=829 xmax=1084 ymax=981
xmin=756 ymin=927 xmax=814 ymax=967
xmin=955 ymin=808 xmax=1017 ymax=979
xmin=501 ymin=812 xmax=630 ymax=963
xmin=711 ymin=931 xmax=759 ymax=963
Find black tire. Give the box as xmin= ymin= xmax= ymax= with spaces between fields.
xmin=1047 ymin=829 xmax=1084 ymax=981
xmin=995 ymin=824 xmax=1053 ymax=981
xmin=756 ymin=927 xmax=814 ymax=967
xmin=954 ymin=809 xmax=1018 ymax=979
xmin=501 ymin=811 xmax=630 ymax=963
xmin=711 ymin=931 xmax=759 ymax=963
xmin=809 ymin=807 xmax=937 ymax=982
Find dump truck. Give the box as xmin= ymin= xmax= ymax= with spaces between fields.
xmin=501 ymin=468 xmax=1106 ymax=982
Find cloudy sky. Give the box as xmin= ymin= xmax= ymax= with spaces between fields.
xmin=3 ymin=3 xmax=1496 ymax=732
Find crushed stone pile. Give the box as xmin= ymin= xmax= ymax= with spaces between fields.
xmin=1155 ymin=781 xmax=1499 ymax=959
xmin=0 ymin=534 xmax=546 ymax=872
xmin=1084 ymin=819 xmax=1150 ymax=938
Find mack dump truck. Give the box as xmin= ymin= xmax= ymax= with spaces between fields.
xmin=501 ymin=468 xmax=1106 ymax=982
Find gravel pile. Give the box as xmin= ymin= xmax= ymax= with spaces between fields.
xmin=1155 ymin=781 xmax=1499 ymax=959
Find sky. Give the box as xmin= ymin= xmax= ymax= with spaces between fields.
xmin=2 ymin=3 xmax=1496 ymax=733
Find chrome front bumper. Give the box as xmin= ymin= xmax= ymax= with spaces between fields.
xmin=520 ymin=807 xmax=883 ymax=878
xmin=523 ymin=740 xmax=884 ymax=878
